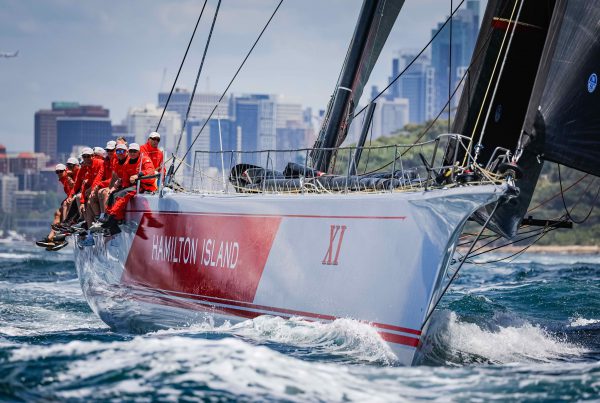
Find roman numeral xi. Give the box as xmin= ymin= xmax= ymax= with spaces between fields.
xmin=322 ymin=225 xmax=347 ymax=265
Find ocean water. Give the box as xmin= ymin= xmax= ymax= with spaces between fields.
xmin=0 ymin=243 xmax=599 ymax=401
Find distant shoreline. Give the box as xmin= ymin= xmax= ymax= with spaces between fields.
xmin=460 ymin=245 xmax=600 ymax=254
xmin=501 ymin=245 xmax=600 ymax=254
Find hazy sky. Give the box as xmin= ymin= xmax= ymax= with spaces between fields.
xmin=0 ymin=0 xmax=482 ymax=152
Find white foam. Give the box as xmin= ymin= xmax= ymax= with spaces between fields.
xmin=151 ymin=315 xmax=397 ymax=364
xmin=569 ymin=317 xmax=600 ymax=328
xmin=0 ymin=252 xmax=36 ymax=260
xmin=434 ymin=311 xmax=586 ymax=363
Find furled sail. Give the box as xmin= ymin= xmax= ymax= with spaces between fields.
xmin=312 ymin=0 xmax=405 ymax=172
xmin=517 ymin=0 xmax=600 ymax=177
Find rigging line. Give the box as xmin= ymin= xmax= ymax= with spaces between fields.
xmin=558 ymin=164 xmax=600 ymax=224
xmin=156 ymin=0 xmax=209 ymax=131
xmin=358 ymin=65 xmax=469 ymax=175
xmin=171 ymin=0 xmax=222 ymax=167
xmin=421 ymin=200 xmax=501 ymax=331
xmin=448 ymin=0 xmax=453 ymax=133
xmin=465 ymin=228 xmax=543 ymax=258
xmin=362 ymin=106 xmax=376 ymax=174
xmin=353 ymin=0 xmax=466 ymax=120
xmin=466 ymin=226 xmax=558 ymax=264
xmin=466 ymin=224 xmax=561 ymax=260
xmin=462 ymin=0 xmax=521 ymax=165
xmin=173 ymin=0 xmax=284 ymax=177
xmin=473 ymin=0 xmax=524 ymax=162
xmin=358 ymin=13 xmax=501 ymax=176
xmin=527 ymin=172 xmax=589 ymax=213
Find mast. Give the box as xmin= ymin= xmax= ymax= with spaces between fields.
xmin=312 ymin=0 xmax=405 ymax=172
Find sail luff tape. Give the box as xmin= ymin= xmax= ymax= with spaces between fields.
xmin=338 ymin=86 xmax=353 ymax=93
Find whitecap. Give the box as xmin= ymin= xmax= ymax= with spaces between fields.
xmin=426 ymin=311 xmax=586 ymax=364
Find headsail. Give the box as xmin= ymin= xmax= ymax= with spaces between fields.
xmin=312 ymin=0 xmax=405 ymax=172
xmin=445 ymin=0 xmax=558 ymax=238
xmin=517 ymin=0 xmax=600 ymax=177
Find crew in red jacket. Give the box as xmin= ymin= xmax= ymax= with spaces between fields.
xmin=79 ymin=148 xmax=105 ymax=226
xmin=102 ymin=143 xmax=156 ymax=235
xmin=140 ymin=131 xmax=164 ymax=174
xmin=36 ymin=163 xmax=73 ymax=250
xmin=95 ymin=140 xmax=117 ymax=217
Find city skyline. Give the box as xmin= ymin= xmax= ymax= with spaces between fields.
xmin=1 ymin=0 xmax=486 ymax=152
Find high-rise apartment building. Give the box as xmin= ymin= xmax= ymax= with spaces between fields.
xmin=124 ymin=104 xmax=182 ymax=155
xmin=431 ymin=0 xmax=480 ymax=116
xmin=0 ymin=175 xmax=18 ymax=214
xmin=36 ymin=102 xmax=112 ymax=162
xmin=388 ymin=52 xmax=435 ymax=124
xmin=158 ymin=89 xmax=229 ymax=124
xmin=229 ymin=94 xmax=277 ymax=166
xmin=372 ymin=98 xmax=410 ymax=137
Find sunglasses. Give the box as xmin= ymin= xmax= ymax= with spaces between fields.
xmin=129 ymin=150 xmax=139 ymax=153
xmin=82 ymin=155 xmax=92 ymax=158
xmin=150 ymin=137 xmax=160 ymax=142
xmin=66 ymin=163 xmax=75 ymax=167
xmin=55 ymin=170 xmax=65 ymax=174
xmin=115 ymin=149 xmax=127 ymax=154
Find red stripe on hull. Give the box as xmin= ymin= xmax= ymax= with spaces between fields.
xmin=135 ymin=284 xmax=422 ymax=336
xmin=127 ymin=282 xmax=422 ymax=337
xmin=128 ymin=289 xmax=421 ymax=348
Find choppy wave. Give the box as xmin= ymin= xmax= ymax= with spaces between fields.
xmin=422 ymin=311 xmax=586 ymax=365
xmin=3 ymin=335 xmax=599 ymax=402
xmin=1 ymin=246 xmax=599 ymax=400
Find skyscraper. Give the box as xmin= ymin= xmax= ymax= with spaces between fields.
xmin=229 ymin=94 xmax=277 ymax=167
xmin=35 ymin=102 xmax=110 ymax=162
xmin=372 ymin=98 xmax=410 ymax=137
xmin=431 ymin=0 xmax=480 ymax=116
xmin=388 ymin=51 xmax=435 ymax=124
xmin=124 ymin=104 xmax=182 ymax=155
xmin=158 ymin=88 xmax=229 ymax=125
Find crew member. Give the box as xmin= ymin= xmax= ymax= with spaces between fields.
xmin=102 ymin=143 xmax=156 ymax=235
xmin=71 ymin=147 xmax=104 ymax=227
xmin=95 ymin=140 xmax=116 ymax=216
xmin=140 ymin=132 xmax=164 ymax=174
xmin=36 ymin=164 xmax=72 ymax=250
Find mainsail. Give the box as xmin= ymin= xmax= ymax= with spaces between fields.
xmin=312 ymin=0 xmax=405 ymax=172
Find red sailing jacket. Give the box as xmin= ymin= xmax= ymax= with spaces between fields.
xmin=79 ymin=157 xmax=105 ymax=203
xmin=114 ymin=155 xmax=157 ymax=192
xmin=140 ymin=143 xmax=164 ymax=172
xmin=69 ymin=165 xmax=89 ymax=198
xmin=98 ymin=154 xmax=115 ymax=188
xmin=58 ymin=175 xmax=74 ymax=196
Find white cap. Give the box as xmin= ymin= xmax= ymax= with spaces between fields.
xmin=105 ymin=140 xmax=116 ymax=150
xmin=129 ymin=143 xmax=140 ymax=151
xmin=67 ymin=157 xmax=79 ymax=165
xmin=115 ymin=143 xmax=127 ymax=151
xmin=55 ymin=163 xmax=66 ymax=171
xmin=93 ymin=147 xmax=107 ymax=157
xmin=81 ymin=147 xmax=93 ymax=156
xmin=149 ymin=131 xmax=160 ymax=139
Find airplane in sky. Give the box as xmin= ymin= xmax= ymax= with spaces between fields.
xmin=0 ymin=51 xmax=19 ymax=58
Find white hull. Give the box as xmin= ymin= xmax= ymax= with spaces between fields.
xmin=74 ymin=184 xmax=508 ymax=365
